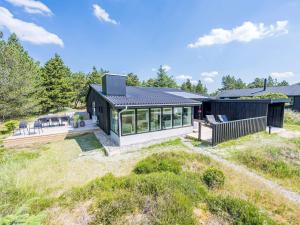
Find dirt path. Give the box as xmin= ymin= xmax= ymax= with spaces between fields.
xmin=181 ymin=138 xmax=300 ymax=205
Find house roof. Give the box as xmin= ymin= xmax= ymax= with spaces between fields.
xmin=218 ymin=84 xmax=300 ymax=98
xmin=90 ymin=84 xmax=205 ymax=108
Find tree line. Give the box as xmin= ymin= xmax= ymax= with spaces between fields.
xmin=0 ymin=33 xmax=289 ymax=120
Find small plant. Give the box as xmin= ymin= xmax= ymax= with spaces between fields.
xmin=79 ymin=115 xmax=84 ymax=121
xmin=4 ymin=120 xmax=19 ymax=133
xmin=73 ymin=114 xmax=80 ymax=122
xmin=133 ymin=155 xmax=182 ymax=174
xmin=202 ymin=167 xmax=225 ymax=189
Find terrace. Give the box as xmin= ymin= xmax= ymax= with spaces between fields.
xmin=3 ymin=112 xmax=99 ymax=148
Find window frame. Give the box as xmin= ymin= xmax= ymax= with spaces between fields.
xmin=121 ymin=109 xmax=136 ymax=136
xmin=136 ymin=108 xmax=150 ymax=133
xmin=119 ymin=106 xmax=194 ymax=136
xmin=110 ymin=108 xmax=119 ymax=135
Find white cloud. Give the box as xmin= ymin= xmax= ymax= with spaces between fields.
xmin=201 ymin=71 xmax=218 ymax=78
xmin=201 ymin=71 xmax=219 ymax=83
xmin=0 ymin=7 xmax=63 ymax=46
xmin=5 ymin=0 xmax=52 ymax=16
xmin=188 ymin=20 xmax=288 ymax=48
xmin=203 ymin=77 xmax=214 ymax=83
xmin=176 ymin=74 xmax=192 ymax=80
xmin=93 ymin=4 xmax=118 ymax=25
xmin=271 ymin=72 xmax=294 ymax=79
xmin=191 ymin=80 xmax=198 ymax=85
xmin=162 ymin=64 xmax=171 ymax=72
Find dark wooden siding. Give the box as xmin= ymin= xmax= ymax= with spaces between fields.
xmin=211 ymin=116 xmax=267 ymax=146
xmin=203 ymin=101 xmax=268 ymax=121
xmin=292 ymin=96 xmax=300 ymax=112
xmin=202 ymin=100 xmax=285 ymax=128
xmin=86 ymin=88 xmax=111 ymax=134
xmin=267 ymin=103 xmax=285 ymax=128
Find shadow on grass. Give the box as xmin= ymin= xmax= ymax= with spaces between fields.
xmin=66 ymin=133 xmax=103 ymax=152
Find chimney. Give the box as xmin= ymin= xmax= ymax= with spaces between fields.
xmin=263 ymin=78 xmax=267 ymax=91
xmin=102 ymin=74 xmax=126 ymax=96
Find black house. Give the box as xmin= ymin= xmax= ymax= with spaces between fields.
xmin=86 ymin=74 xmax=205 ymax=146
xmin=218 ymin=84 xmax=300 ymax=112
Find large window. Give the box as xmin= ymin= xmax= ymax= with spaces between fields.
xmin=173 ymin=107 xmax=182 ymax=127
xmin=137 ymin=109 xmax=149 ymax=133
xmin=121 ymin=109 xmax=136 ymax=135
xmin=110 ymin=109 xmax=118 ymax=134
xmin=183 ymin=107 xmax=192 ymax=126
xmin=162 ymin=108 xmax=172 ymax=129
xmin=150 ymin=108 xmax=161 ymax=131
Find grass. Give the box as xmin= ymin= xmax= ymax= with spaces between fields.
xmin=210 ymin=130 xmax=300 ymax=195
xmin=284 ymin=109 xmax=300 ymax=131
xmin=1 ymin=136 xmax=300 ymax=224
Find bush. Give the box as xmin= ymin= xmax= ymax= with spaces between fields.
xmin=284 ymin=109 xmax=300 ymax=126
xmin=206 ymin=195 xmax=276 ymax=225
xmin=133 ymin=154 xmax=182 ymax=174
xmin=3 ymin=120 xmax=19 ymax=133
xmin=203 ymin=167 xmax=225 ymax=189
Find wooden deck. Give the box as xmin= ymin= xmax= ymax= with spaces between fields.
xmin=3 ymin=120 xmax=99 ymax=148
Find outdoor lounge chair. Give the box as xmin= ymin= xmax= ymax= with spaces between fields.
xmin=217 ymin=115 xmax=229 ymax=123
xmin=206 ymin=115 xmax=218 ymax=125
xmin=30 ymin=121 xmax=43 ymax=134
xmin=17 ymin=121 xmax=28 ymax=135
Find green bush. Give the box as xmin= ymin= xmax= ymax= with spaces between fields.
xmin=133 ymin=154 xmax=182 ymax=174
xmin=284 ymin=109 xmax=300 ymax=126
xmin=235 ymin=151 xmax=300 ymax=178
xmin=202 ymin=167 xmax=225 ymax=189
xmin=206 ymin=195 xmax=276 ymax=225
xmin=3 ymin=120 xmax=19 ymax=133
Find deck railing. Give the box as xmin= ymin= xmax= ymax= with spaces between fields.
xmin=211 ymin=116 xmax=267 ymax=146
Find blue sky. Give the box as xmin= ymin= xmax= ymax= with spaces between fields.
xmin=0 ymin=0 xmax=299 ymax=92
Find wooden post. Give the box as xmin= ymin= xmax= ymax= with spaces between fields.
xmin=198 ymin=121 xmax=201 ymax=141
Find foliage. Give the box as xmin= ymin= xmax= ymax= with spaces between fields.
xmin=3 ymin=120 xmax=19 ymax=133
xmin=86 ymin=66 xmax=107 ymax=85
xmin=69 ymin=72 xmax=88 ymax=108
xmin=0 ymin=34 xmax=41 ymax=120
xmin=206 ymin=195 xmax=276 ymax=225
xmin=143 ymin=65 xmax=177 ymax=88
xmin=233 ymin=150 xmax=300 ymax=178
xmin=247 ymin=76 xmax=289 ymax=88
xmin=202 ymin=167 xmax=225 ymax=189
xmin=240 ymin=92 xmax=288 ymax=100
xmin=133 ymin=153 xmax=182 ymax=174
xmin=126 ymin=73 xmax=140 ymax=86
xmin=181 ymin=79 xmax=208 ymax=95
xmin=221 ymin=75 xmax=246 ymax=90
xmin=39 ymin=54 xmax=73 ymax=112
xmin=284 ymin=109 xmax=300 ymax=126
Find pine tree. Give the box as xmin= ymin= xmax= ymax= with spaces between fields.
xmin=39 ymin=54 xmax=72 ymax=112
xmin=154 ymin=65 xmax=177 ymax=88
xmin=195 ymin=80 xmax=208 ymax=95
xmin=0 ymin=34 xmax=40 ymax=120
xmin=126 ymin=73 xmax=140 ymax=86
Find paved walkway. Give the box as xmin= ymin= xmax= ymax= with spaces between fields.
xmin=181 ymin=138 xmax=300 ymax=205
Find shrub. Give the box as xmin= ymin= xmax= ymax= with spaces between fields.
xmin=235 ymin=151 xmax=300 ymax=178
xmin=203 ymin=167 xmax=225 ymax=189
xmin=3 ymin=120 xmax=19 ymax=133
xmin=206 ymin=195 xmax=276 ymax=225
xmin=284 ymin=109 xmax=300 ymax=126
xmin=133 ymin=154 xmax=182 ymax=174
